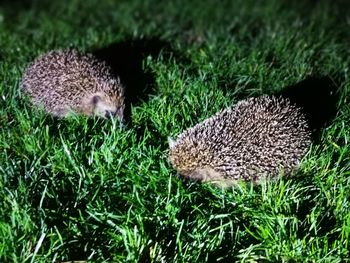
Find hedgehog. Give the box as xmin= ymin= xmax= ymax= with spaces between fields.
xmin=168 ymin=95 xmax=311 ymax=186
xmin=20 ymin=49 xmax=125 ymax=119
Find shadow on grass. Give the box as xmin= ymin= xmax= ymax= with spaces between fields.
xmin=0 ymin=0 xmax=33 ymax=8
xmin=92 ymin=37 xmax=186 ymax=123
xmin=277 ymin=75 xmax=341 ymax=142
xmin=222 ymin=75 xmax=341 ymax=143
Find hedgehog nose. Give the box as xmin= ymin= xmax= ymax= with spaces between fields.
xmin=105 ymin=109 xmax=124 ymax=120
xmin=105 ymin=110 xmax=114 ymax=118
xmin=115 ymin=106 xmax=124 ymax=120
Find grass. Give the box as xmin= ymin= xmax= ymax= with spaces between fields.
xmin=0 ymin=0 xmax=350 ymax=261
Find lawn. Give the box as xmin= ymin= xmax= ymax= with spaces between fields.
xmin=0 ymin=0 xmax=350 ymax=262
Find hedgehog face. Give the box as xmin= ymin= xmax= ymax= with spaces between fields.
xmin=168 ymin=137 xmax=215 ymax=179
xmin=168 ymin=137 xmax=197 ymax=175
xmin=169 ymin=147 xmax=226 ymax=184
xmin=82 ymin=92 xmax=124 ymax=120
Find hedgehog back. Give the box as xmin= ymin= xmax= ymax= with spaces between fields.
xmin=21 ymin=49 xmax=123 ymax=116
xmin=169 ymin=96 xmax=311 ymax=183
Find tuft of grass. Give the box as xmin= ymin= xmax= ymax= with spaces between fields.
xmin=1 ymin=0 xmax=350 ymax=261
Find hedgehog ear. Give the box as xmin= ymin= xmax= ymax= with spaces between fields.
xmin=91 ymin=95 xmax=101 ymax=105
xmin=168 ymin=137 xmax=176 ymax=149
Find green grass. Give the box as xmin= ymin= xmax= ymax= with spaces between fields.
xmin=1 ymin=0 xmax=350 ymax=261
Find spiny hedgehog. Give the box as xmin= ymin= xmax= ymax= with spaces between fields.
xmin=21 ymin=49 xmax=125 ymax=119
xmin=168 ymin=95 xmax=311 ymax=186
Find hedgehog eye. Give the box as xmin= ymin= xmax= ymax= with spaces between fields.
xmin=92 ymin=95 xmax=101 ymax=105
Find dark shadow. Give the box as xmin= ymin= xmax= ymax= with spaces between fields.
xmin=0 ymin=0 xmax=37 ymax=15
xmin=0 ymin=0 xmax=32 ymax=7
xmin=92 ymin=37 xmax=184 ymax=122
xmin=277 ymin=75 xmax=340 ymax=142
xmin=221 ymin=75 xmax=341 ymax=142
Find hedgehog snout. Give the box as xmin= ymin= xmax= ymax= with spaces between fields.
xmin=105 ymin=110 xmax=114 ymax=118
xmin=115 ymin=105 xmax=125 ymax=120
xmin=90 ymin=94 xmax=123 ymax=120
xmin=104 ymin=107 xmax=123 ymax=119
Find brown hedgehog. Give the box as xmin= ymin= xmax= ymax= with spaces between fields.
xmin=21 ymin=49 xmax=125 ymax=119
xmin=168 ymin=95 xmax=311 ymax=186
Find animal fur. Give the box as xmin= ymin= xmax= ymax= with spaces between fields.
xmin=168 ymin=95 xmax=311 ymax=186
xmin=21 ymin=49 xmax=125 ymax=119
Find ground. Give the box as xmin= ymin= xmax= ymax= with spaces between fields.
xmin=0 ymin=0 xmax=349 ymax=262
